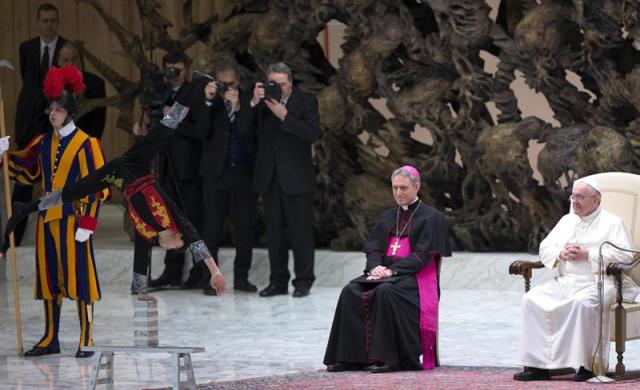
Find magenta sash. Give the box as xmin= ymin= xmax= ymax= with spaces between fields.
xmin=386 ymin=236 xmax=439 ymax=370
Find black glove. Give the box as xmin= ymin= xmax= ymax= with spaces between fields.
xmin=5 ymin=201 xmax=39 ymax=236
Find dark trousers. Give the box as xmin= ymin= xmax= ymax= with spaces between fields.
xmin=158 ymin=177 xmax=203 ymax=281
xmin=202 ymin=165 xmax=257 ymax=282
xmin=133 ymin=234 xmax=152 ymax=275
xmin=262 ymin=175 xmax=315 ymax=289
xmin=2 ymin=183 xmax=33 ymax=251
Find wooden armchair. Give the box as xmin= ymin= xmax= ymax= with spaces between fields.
xmin=510 ymin=172 xmax=640 ymax=380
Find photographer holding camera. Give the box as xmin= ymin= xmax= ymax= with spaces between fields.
xmin=182 ymin=60 xmax=258 ymax=295
xmin=134 ymin=51 xmax=205 ymax=290
xmin=239 ymin=62 xmax=320 ymax=298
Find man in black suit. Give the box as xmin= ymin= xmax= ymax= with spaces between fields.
xmin=189 ymin=61 xmax=258 ymax=295
xmin=240 ymin=62 xmax=320 ymax=298
xmin=6 ymin=3 xmax=66 ymax=251
xmin=142 ymin=52 xmax=204 ymax=289
xmin=58 ymin=42 xmax=107 ymax=139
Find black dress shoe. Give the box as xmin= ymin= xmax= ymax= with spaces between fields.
xmin=259 ymin=285 xmax=288 ymax=297
xmin=292 ymin=287 xmax=310 ymax=298
xmin=234 ymin=279 xmax=258 ymax=292
xmin=363 ymin=363 xmax=381 ymax=371
xmin=369 ymin=364 xmax=397 ymax=373
xmin=23 ymin=345 xmax=60 ymax=357
xmin=75 ymin=348 xmax=94 ymax=358
xmin=326 ymin=362 xmax=350 ymax=372
xmin=203 ymin=284 xmax=217 ymax=296
xmin=574 ymin=366 xmax=594 ymax=382
xmin=513 ymin=367 xmax=550 ymax=381
xmin=149 ymin=272 xmax=181 ymax=288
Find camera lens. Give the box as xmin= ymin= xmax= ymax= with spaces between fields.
xmin=217 ymin=82 xmax=228 ymax=97
xmin=164 ymin=67 xmax=180 ymax=81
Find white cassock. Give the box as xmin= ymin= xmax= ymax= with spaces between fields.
xmin=518 ymin=206 xmax=638 ymax=370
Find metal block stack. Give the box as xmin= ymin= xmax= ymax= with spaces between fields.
xmin=133 ymin=300 xmax=159 ymax=346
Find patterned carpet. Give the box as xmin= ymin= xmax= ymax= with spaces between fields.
xmin=183 ymin=367 xmax=640 ymax=390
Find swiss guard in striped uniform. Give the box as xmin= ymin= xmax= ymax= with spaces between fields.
xmin=0 ymin=65 xmax=108 ymax=358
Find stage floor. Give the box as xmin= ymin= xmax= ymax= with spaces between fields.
xmin=0 ymin=205 xmax=639 ymax=388
xmin=0 ymin=283 xmax=638 ymax=389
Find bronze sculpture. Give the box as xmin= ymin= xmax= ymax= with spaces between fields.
xmin=74 ymin=0 xmax=640 ymax=251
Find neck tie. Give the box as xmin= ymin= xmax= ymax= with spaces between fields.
xmin=41 ymin=45 xmax=50 ymax=78
xmin=225 ymin=100 xmax=235 ymax=123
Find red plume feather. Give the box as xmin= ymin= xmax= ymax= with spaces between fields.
xmin=43 ymin=67 xmax=64 ymax=99
xmin=61 ymin=65 xmax=85 ymax=94
xmin=43 ymin=65 xmax=85 ymax=99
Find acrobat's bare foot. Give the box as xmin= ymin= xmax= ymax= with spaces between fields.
xmin=136 ymin=292 xmax=157 ymax=302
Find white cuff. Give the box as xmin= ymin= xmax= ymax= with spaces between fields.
xmin=75 ymin=227 xmax=93 ymax=242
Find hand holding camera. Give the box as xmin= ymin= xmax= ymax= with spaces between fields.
xmin=205 ymin=80 xmax=239 ymax=109
xmin=223 ymin=87 xmax=240 ymax=111
xmin=264 ymin=97 xmax=287 ymax=121
xmin=252 ymin=82 xmax=265 ymax=105
xmin=204 ymin=81 xmax=218 ymax=100
xmin=252 ymin=80 xmax=286 ymax=119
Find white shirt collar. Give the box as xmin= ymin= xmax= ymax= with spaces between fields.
xmin=40 ymin=36 xmax=59 ymax=51
xmin=578 ymin=205 xmax=602 ymax=223
xmin=56 ymin=120 xmax=76 ymax=138
xmin=401 ymin=197 xmax=420 ymax=211
xmin=281 ymin=89 xmax=292 ymax=105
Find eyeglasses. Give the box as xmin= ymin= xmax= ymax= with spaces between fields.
xmin=569 ymin=194 xmax=597 ymax=201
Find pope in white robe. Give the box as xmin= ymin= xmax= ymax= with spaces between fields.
xmin=514 ymin=178 xmax=638 ymax=382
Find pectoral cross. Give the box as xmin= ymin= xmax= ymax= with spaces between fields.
xmin=390 ymin=239 xmax=401 ymax=256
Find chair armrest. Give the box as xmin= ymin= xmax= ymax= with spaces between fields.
xmin=509 ymin=260 xmax=544 ymax=275
xmin=509 ymin=260 xmax=544 ymax=293
xmin=606 ymin=256 xmax=640 ymax=276
xmin=607 ymin=255 xmax=640 ymax=305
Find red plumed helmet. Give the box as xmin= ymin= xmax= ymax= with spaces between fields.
xmin=43 ymin=65 xmax=85 ymax=114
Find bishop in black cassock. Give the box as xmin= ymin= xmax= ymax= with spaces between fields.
xmin=324 ymin=166 xmax=451 ymax=373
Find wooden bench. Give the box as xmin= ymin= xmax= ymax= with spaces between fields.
xmin=82 ymin=345 xmax=205 ymax=390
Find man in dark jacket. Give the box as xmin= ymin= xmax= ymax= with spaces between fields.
xmin=57 ymin=41 xmax=106 ymax=139
xmin=239 ymin=62 xmax=320 ymax=298
xmin=189 ymin=61 xmax=258 ymax=295
xmin=136 ymin=52 xmax=204 ymax=289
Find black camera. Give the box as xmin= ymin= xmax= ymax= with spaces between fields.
xmin=217 ymin=81 xmax=229 ymax=98
xmin=192 ymin=70 xmax=214 ymax=84
xmin=264 ymin=80 xmax=282 ymax=102
xmin=140 ymin=62 xmax=174 ymax=125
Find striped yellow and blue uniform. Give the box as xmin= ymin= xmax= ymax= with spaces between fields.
xmin=5 ymin=127 xmax=108 ymax=349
